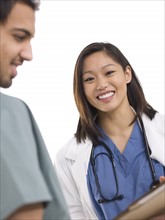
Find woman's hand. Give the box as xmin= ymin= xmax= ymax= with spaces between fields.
xmin=159 ymin=176 xmax=165 ymax=183
xmin=150 ymin=215 xmax=165 ymax=220
xmin=150 ymin=176 xmax=165 ymax=220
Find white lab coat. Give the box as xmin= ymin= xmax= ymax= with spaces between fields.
xmin=54 ymin=113 xmax=164 ymax=220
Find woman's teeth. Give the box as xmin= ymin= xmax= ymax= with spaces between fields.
xmin=98 ymin=92 xmax=114 ymax=100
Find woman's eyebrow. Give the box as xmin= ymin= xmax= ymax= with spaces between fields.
xmin=83 ymin=63 xmax=115 ymax=75
xmin=101 ymin=63 xmax=115 ymax=69
xmin=82 ymin=70 xmax=93 ymax=75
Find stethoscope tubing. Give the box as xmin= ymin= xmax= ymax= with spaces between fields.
xmin=90 ymin=115 xmax=160 ymax=203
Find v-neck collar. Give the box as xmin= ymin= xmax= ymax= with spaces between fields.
xmin=98 ymin=121 xmax=146 ymax=174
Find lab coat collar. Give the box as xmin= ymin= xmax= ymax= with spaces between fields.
xmin=65 ymin=113 xmax=164 ymax=166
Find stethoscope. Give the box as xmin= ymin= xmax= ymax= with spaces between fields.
xmin=90 ymin=115 xmax=160 ymax=204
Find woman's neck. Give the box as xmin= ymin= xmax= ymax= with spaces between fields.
xmin=98 ymin=105 xmax=135 ymax=152
xmin=99 ymin=105 xmax=134 ymax=126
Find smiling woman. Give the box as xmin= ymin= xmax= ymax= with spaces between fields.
xmin=1 ymin=0 xmax=164 ymax=162
xmin=54 ymin=41 xmax=165 ymax=220
xmin=82 ymin=52 xmax=132 ymax=116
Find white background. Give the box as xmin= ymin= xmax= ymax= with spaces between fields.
xmin=1 ymin=1 xmax=164 ymax=162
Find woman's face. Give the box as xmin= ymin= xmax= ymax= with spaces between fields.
xmin=82 ymin=51 xmax=132 ymax=114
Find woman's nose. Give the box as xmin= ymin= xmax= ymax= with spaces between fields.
xmin=96 ymin=80 xmax=109 ymax=91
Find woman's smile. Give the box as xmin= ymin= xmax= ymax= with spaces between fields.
xmin=97 ymin=91 xmax=115 ymax=100
xmin=82 ymin=51 xmax=132 ymax=113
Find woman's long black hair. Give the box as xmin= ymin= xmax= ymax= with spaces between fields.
xmin=73 ymin=42 xmax=157 ymax=145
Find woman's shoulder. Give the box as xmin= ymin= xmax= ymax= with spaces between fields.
xmin=55 ymin=136 xmax=92 ymax=163
xmin=153 ymin=112 xmax=164 ymax=120
xmin=142 ymin=112 xmax=164 ymax=128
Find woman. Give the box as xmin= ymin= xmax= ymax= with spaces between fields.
xmin=54 ymin=42 xmax=165 ymax=220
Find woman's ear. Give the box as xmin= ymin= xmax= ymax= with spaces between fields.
xmin=125 ymin=66 xmax=132 ymax=84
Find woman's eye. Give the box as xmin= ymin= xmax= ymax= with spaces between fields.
xmin=106 ymin=71 xmax=114 ymax=76
xmin=83 ymin=77 xmax=95 ymax=83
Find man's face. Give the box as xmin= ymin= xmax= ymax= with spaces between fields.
xmin=0 ymin=2 xmax=35 ymax=88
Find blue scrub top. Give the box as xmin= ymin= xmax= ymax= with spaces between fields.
xmin=87 ymin=121 xmax=165 ymax=220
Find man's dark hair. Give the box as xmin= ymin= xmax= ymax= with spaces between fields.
xmin=0 ymin=0 xmax=40 ymax=23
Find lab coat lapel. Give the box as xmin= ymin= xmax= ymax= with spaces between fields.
xmin=142 ymin=113 xmax=165 ymax=166
xmin=70 ymin=140 xmax=97 ymax=216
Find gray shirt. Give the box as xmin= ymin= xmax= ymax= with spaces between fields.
xmin=0 ymin=93 xmax=70 ymax=220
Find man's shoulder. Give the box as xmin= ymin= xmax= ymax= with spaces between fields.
xmin=1 ymin=92 xmax=23 ymax=104
xmin=0 ymin=93 xmax=33 ymax=124
xmin=0 ymin=93 xmax=29 ymax=111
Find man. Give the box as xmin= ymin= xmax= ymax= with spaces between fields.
xmin=0 ymin=0 xmax=70 ymax=219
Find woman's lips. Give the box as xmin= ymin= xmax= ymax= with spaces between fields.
xmin=97 ymin=91 xmax=115 ymax=100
